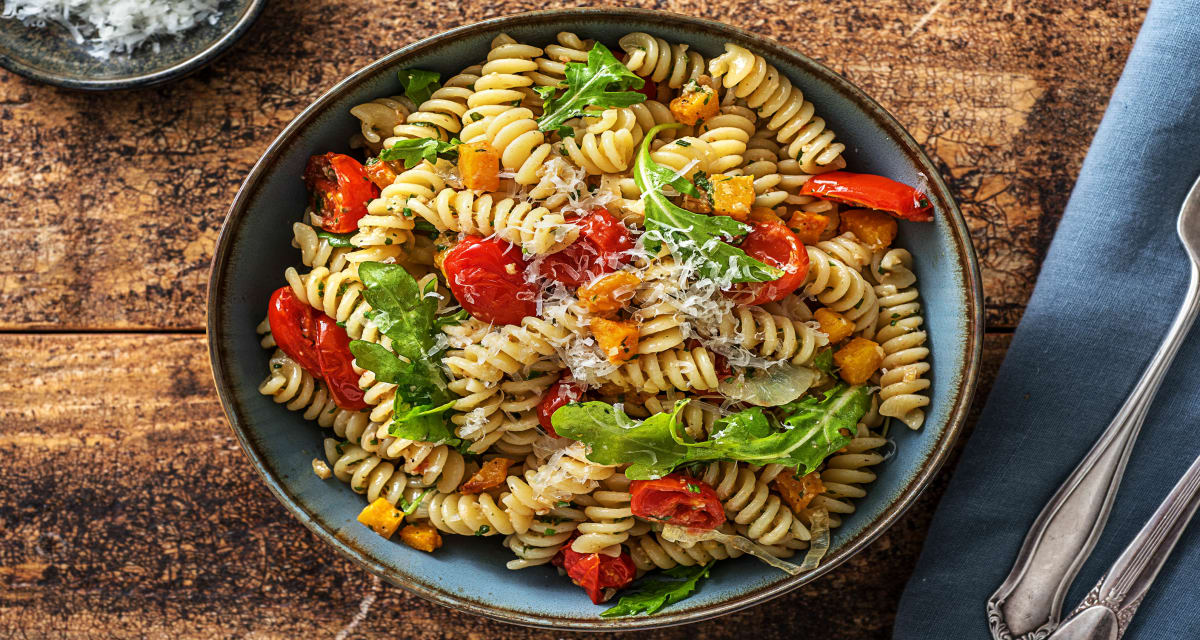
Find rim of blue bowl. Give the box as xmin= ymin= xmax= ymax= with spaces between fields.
xmin=0 ymin=0 xmax=265 ymax=91
xmin=207 ymin=7 xmax=985 ymax=630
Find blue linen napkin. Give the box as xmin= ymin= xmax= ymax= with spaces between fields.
xmin=893 ymin=1 xmax=1200 ymax=638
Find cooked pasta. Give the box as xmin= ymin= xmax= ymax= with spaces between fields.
xmin=255 ymin=31 xmax=934 ymax=612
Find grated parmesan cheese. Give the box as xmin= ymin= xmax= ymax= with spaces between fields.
xmin=2 ymin=0 xmax=226 ymax=59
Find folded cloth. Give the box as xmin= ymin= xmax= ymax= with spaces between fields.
xmin=893 ymin=1 xmax=1200 ymax=638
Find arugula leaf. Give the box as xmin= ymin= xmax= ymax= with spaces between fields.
xmin=537 ymin=43 xmax=646 ymax=132
xmin=634 ymin=123 xmax=781 ymax=284
xmin=379 ymin=137 xmax=461 ymax=169
xmin=398 ymin=487 xmax=434 ymax=515
xmin=601 ymin=562 xmax=713 ymax=617
xmin=349 ymin=262 xmax=458 ymax=444
xmin=552 ymin=384 xmax=870 ymax=479
xmin=433 ymin=309 xmax=470 ymax=330
xmin=315 ymin=228 xmax=356 ymax=248
xmin=812 ymin=347 xmax=834 ymax=376
xmin=413 ymin=219 xmax=440 ymax=239
xmin=397 ymin=69 xmax=441 ymax=105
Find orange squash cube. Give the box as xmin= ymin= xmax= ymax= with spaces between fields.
xmin=357 ymin=497 xmax=405 ymax=539
xmin=668 ymin=80 xmax=720 ymax=126
xmin=578 ymin=271 xmax=641 ymax=315
xmin=591 ymin=317 xmax=640 ymax=363
xmin=459 ymin=457 xmax=515 ymax=494
xmin=458 ymin=141 xmax=500 ymax=191
xmin=399 ymin=523 xmax=444 ymax=552
xmin=365 ymin=158 xmax=401 ymax=189
xmin=839 ymin=208 xmax=898 ymax=251
xmin=773 ymin=471 xmax=826 ymax=513
xmin=787 ymin=210 xmax=830 ymax=246
xmin=834 ymin=337 xmax=885 ymax=385
xmin=710 ymin=174 xmax=754 ymax=221
xmin=748 ymin=206 xmax=783 ymax=225
xmin=814 ymin=308 xmax=855 ymax=344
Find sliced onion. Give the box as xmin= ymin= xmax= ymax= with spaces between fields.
xmin=798 ymin=507 xmax=831 ymax=572
xmin=718 ymin=363 xmax=818 ymax=407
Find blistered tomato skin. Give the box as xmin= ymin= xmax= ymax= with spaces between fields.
xmin=724 ymin=220 xmax=809 ymax=305
xmin=267 ymin=286 xmax=367 ymax=411
xmin=630 ymin=473 xmax=726 ymax=530
xmin=303 ymin=153 xmax=379 ymax=233
xmin=313 ymin=315 xmax=369 ymax=410
xmin=799 ymin=171 xmax=933 ymax=222
xmin=537 ymin=375 xmax=586 ymax=435
xmin=441 ymin=235 xmax=538 ymax=326
xmin=539 ymin=207 xmax=634 ymax=287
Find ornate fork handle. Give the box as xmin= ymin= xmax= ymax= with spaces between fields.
xmin=1047 ymin=444 xmax=1200 ymax=640
xmin=987 ymin=261 xmax=1200 ymax=640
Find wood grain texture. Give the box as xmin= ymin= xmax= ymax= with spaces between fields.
xmin=0 ymin=333 xmax=1009 ymax=639
xmin=0 ymin=0 xmax=1146 ymax=330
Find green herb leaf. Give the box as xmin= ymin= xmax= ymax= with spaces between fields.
xmin=474 ymin=524 xmax=491 ymax=536
xmin=349 ymin=262 xmax=458 ymax=445
xmin=556 ymin=124 xmax=575 ymax=138
xmin=315 ymin=228 xmax=356 ymax=248
xmin=634 ymin=124 xmax=781 ymax=284
xmin=812 ymin=347 xmax=834 ymax=376
xmin=397 ymin=69 xmax=441 ymax=105
xmin=601 ymin=562 xmax=713 ymax=617
xmin=433 ymin=309 xmax=470 ymax=330
xmin=553 ymin=384 xmax=869 ymax=479
xmin=537 ymin=43 xmax=646 ymax=132
xmin=413 ymin=219 xmax=440 ymax=239
xmin=379 ymin=137 xmax=461 ymax=169
xmin=691 ymin=171 xmax=714 ymax=206
xmin=398 ymin=487 xmax=434 ymax=515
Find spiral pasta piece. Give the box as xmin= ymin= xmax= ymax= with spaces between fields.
xmin=600 ymin=345 xmax=722 ymax=394
xmin=802 ymin=246 xmax=879 ymax=334
xmin=323 ymin=438 xmax=414 ymax=504
xmin=740 ymin=130 xmax=788 ymax=208
xmin=350 ymin=95 xmax=413 ymax=152
xmin=620 ymin=394 xmax=720 ymax=441
xmin=292 ymin=222 xmax=351 ymax=272
xmin=634 ymin=302 xmax=688 ymax=355
xmin=571 ymin=474 xmax=636 ymax=555
xmin=504 ymin=442 xmax=616 ymax=518
xmin=619 ymin=32 xmax=706 ymax=88
xmin=806 ymin=426 xmax=887 ymax=528
xmin=424 ymin=491 xmax=532 ymax=537
xmin=530 ymin=31 xmax=591 ymax=88
xmin=708 ymin=305 xmax=828 ymax=366
xmin=873 ymin=250 xmax=930 ymax=429
xmin=284 ymin=264 xmax=381 ymax=343
xmin=407 ymin=187 xmax=578 ymax=255
xmin=504 ymin=505 xmax=586 ymax=569
xmin=558 ymin=107 xmax=641 ymax=174
xmin=626 ymin=525 xmax=749 ymax=572
xmin=695 ymin=461 xmax=810 ymax=547
xmin=816 ymin=232 xmax=874 ymax=270
xmin=386 ymin=66 xmax=481 ymax=145
xmin=708 ymin=43 xmax=846 ymax=174
xmin=697 ymin=105 xmax=756 ymax=173
xmin=443 ymin=316 xmax=569 ymax=384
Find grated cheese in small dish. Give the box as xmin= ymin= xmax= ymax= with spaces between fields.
xmin=1 ymin=0 xmax=225 ymax=59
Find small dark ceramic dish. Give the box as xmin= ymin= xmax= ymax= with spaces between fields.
xmin=208 ymin=8 xmax=984 ymax=630
xmin=0 ymin=0 xmax=264 ymax=90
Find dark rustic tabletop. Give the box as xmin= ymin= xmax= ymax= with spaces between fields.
xmin=0 ymin=1 xmax=1150 ymax=638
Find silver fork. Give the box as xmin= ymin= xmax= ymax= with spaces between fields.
xmin=987 ymin=173 xmax=1200 ymax=640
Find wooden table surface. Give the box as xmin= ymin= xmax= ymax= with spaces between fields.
xmin=0 ymin=1 xmax=1149 ymax=637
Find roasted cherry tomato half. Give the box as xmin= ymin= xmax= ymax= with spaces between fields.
xmin=303 ymin=153 xmax=380 ymax=233
xmin=724 ymin=220 xmax=809 ymax=305
xmin=267 ymin=287 xmax=367 ymax=411
xmin=631 ymin=473 xmax=725 ymax=530
xmin=799 ymin=171 xmax=933 ymax=222
xmin=314 ymin=315 xmax=368 ymax=410
xmin=635 ymin=78 xmax=658 ymax=100
xmin=537 ymin=375 xmax=586 ymax=436
xmin=441 ymin=235 xmax=538 ymax=325
xmin=539 ymin=207 xmax=634 ymax=286
xmin=553 ymin=538 xmax=637 ymax=604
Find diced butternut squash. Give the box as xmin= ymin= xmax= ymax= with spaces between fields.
xmin=710 ymin=174 xmax=754 ymax=221
xmin=814 ymin=308 xmax=855 ymax=344
xmin=399 ymin=523 xmax=443 ymax=552
xmin=839 ymin=208 xmax=898 ymax=250
xmin=787 ymin=210 xmax=830 ymax=246
xmin=834 ymin=337 xmax=885 ymax=384
xmin=578 ymin=271 xmax=641 ymax=315
xmin=458 ymin=141 xmax=501 ymax=191
xmin=773 ymin=471 xmax=826 ymax=514
xmin=357 ymin=497 xmax=405 ymax=539
xmin=748 ymin=206 xmax=783 ymax=225
xmin=365 ymin=158 xmax=401 ymax=189
xmin=591 ymin=317 xmax=640 ymax=363
xmin=459 ymin=457 xmax=515 ymax=494
xmin=668 ymin=78 xmax=720 ymax=125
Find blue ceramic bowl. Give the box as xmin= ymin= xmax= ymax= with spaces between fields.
xmin=208 ymin=9 xmax=984 ymax=630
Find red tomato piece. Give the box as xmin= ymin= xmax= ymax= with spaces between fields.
xmin=268 ymin=287 xmax=367 ymax=411
xmin=539 ymin=207 xmax=634 ymax=287
xmin=553 ymin=539 xmax=637 ymax=604
xmin=799 ymin=171 xmax=933 ymax=222
xmin=635 ymin=78 xmax=658 ymax=100
xmin=724 ymin=221 xmax=809 ymax=305
xmin=630 ymin=473 xmax=725 ymax=530
xmin=536 ymin=375 xmax=586 ymax=436
xmin=442 ymin=235 xmax=538 ymax=325
xmin=314 ymin=315 xmax=369 ymax=411
xmin=303 ymin=153 xmax=380 ymax=233
xmin=267 ymin=287 xmax=321 ymax=373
